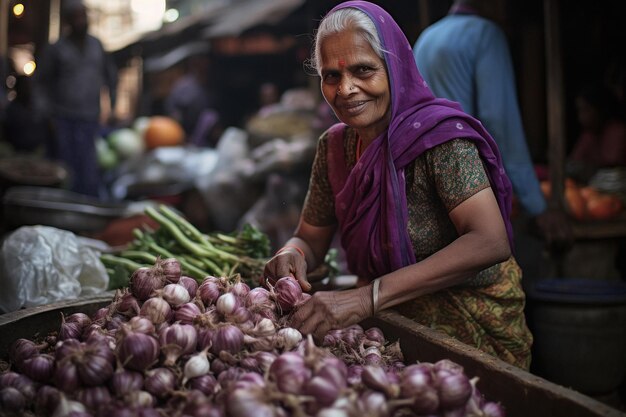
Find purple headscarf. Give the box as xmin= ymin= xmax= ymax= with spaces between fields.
xmin=324 ymin=1 xmax=514 ymax=281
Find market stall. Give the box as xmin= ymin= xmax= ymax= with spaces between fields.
xmin=1 ymin=1 xmax=625 ymax=416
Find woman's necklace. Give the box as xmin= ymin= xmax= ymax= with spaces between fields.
xmin=356 ymin=135 xmax=363 ymax=161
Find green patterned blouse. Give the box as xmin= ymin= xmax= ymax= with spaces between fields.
xmin=302 ymin=126 xmax=503 ymax=286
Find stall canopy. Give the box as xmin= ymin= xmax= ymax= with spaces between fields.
xmin=113 ymin=0 xmax=306 ymax=69
xmin=143 ymin=41 xmax=210 ymax=73
xmin=202 ymin=0 xmax=305 ymax=38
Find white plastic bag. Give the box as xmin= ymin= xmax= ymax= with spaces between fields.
xmin=0 ymin=225 xmax=109 ymax=313
xmin=194 ymin=126 xmax=259 ymax=232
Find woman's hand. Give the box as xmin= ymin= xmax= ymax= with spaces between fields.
xmin=263 ymin=247 xmax=310 ymax=291
xmin=290 ymin=285 xmax=372 ymax=341
xmin=263 ymin=222 xmax=336 ymax=292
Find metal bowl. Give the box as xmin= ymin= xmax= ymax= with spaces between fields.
xmin=0 ymin=157 xmax=68 ymax=188
xmin=2 ymin=186 xmax=128 ymax=233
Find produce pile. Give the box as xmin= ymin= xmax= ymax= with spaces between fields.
xmin=97 ymin=116 xmax=185 ymax=170
xmin=0 ymin=258 xmax=505 ymax=417
xmin=540 ymin=178 xmax=624 ymax=221
xmin=100 ymin=205 xmax=270 ymax=289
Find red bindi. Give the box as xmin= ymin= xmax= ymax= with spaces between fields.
xmin=338 ymin=59 xmax=346 ymax=68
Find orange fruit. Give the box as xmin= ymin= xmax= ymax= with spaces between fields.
xmin=144 ymin=116 xmax=185 ymax=149
xmin=565 ymin=178 xmax=579 ymax=188
xmin=579 ymin=186 xmax=601 ymax=201
xmin=586 ymin=195 xmax=623 ymax=220
xmin=540 ymin=180 xmax=551 ymax=199
xmin=565 ymin=186 xmax=586 ymax=220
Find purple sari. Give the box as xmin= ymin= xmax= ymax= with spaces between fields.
xmin=324 ymin=1 xmax=514 ymax=281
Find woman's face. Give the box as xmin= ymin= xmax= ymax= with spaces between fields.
xmin=319 ymin=29 xmax=390 ymax=142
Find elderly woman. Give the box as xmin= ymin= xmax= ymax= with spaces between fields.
xmin=263 ymin=1 xmax=532 ymax=369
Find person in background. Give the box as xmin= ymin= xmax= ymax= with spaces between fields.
xmin=256 ymin=82 xmax=281 ymax=117
xmin=264 ymin=1 xmax=533 ymax=369
xmin=413 ymin=0 xmax=571 ymax=247
xmin=568 ymin=83 xmax=626 ymax=281
xmin=605 ymin=56 xmax=626 ymax=112
xmin=567 ymin=83 xmax=626 ymax=180
xmin=34 ymin=0 xmax=117 ymax=197
xmin=165 ymin=55 xmax=221 ymax=147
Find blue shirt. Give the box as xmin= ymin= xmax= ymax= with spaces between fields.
xmin=414 ymin=13 xmax=546 ymax=216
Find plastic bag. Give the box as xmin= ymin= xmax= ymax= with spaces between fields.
xmin=238 ymin=173 xmax=305 ymax=252
xmin=109 ymin=145 xmax=218 ymax=201
xmin=194 ymin=127 xmax=261 ymax=232
xmin=0 ymin=225 xmax=109 ymax=313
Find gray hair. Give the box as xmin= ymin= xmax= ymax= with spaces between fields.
xmin=306 ymin=8 xmax=385 ymax=76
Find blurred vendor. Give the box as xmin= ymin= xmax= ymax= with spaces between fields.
xmin=568 ymin=84 xmax=626 ymax=181
xmin=34 ymin=0 xmax=117 ymax=196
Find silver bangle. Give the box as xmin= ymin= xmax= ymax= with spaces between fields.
xmin=372 ymin=278 xmax=381 ymax=315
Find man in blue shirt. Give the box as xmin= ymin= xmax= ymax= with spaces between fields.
xmin=414 ymin=0 xmax=570 ymax=246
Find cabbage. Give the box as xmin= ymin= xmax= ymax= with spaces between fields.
xmin=108 ymin=128 xmax=145 ymax=159
xmin=133 ymin=116 xmax=151 ymax=139
xmin=96 ymin=137 xmax=119 ymax=169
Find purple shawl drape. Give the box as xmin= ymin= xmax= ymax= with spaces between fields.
xmin=324 ymin=1 xmax=514 ymax=281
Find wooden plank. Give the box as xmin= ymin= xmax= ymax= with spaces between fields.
xmin=0 ymin=0 xmax=7 ymax=57
xmin=544 ymin=0 xmax=567 ymax=211
xmin=365 ymin=311 xmax=623 ymax=417
xmin=571 ymin=217 xmax=626 ymax=240
xmin=417 ymin=0 xmax=430 ymax=32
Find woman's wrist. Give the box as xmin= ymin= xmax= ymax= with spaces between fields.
xmin=371 ymin=278 xmax=382 ymax=315
xmin=276 ymin=244 xmax=305 ymax=258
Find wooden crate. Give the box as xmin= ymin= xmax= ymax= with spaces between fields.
xmin=0 ymin=293 xmax=114 ymax=360
xmin=365 ymin=311 xmax=624 ymax=417
xmin=0 ymin=294 xmax=622 ymax=417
